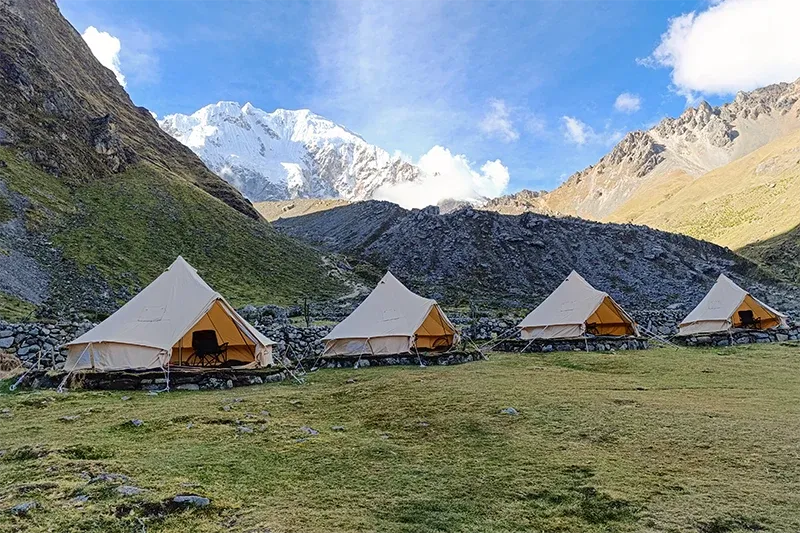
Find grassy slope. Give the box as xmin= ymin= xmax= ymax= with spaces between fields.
xmin=606 ymin=129 xmax=800 ymax=276
xmin=1 ymin=345 xmax=799 ymax=532
xmin=740 ymin=226 xmax=800 ymax=283
xmin=0 ymin=148 xmax=345 ymax=308
xmin=55 ymin=164 xmax=345 ymax=306
xmin=255 ymin=199 xmax=352 ymax=222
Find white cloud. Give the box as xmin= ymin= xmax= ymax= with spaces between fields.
xmin=373 ymin=146 xmax=510 ymax=209
xmin=479 ymin=99 xmax=519 ymax=142
xmin=642 ymin=0 xmax=800 ymax=99
xmin=81 ymin=26 xmax=126 ymax=87
xmin=614 ymin=92 xmax=641 ymax=113
xmin=561 ymin=116 xmax=622 ymax=147
xmin=149 ymin=110 xmax=158 ymax=120
xmin=562 ymin=116 xmax=589 ymax=145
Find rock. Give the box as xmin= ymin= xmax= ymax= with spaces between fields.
xmin=71 ymin=495 xmax=90 ymax=505
xmin=59 ymin=415 xmax=80 ymax=422
xmin=90 ymin=472 xmax=129 ymax=484
xmin=236 ymin=426 xmax=253 ymax=434
xmin=300 ymin=426 xmax=319 ymax=436
xmin=176 ymin=384 xmax=200 ymax=391
xmin=331 ymin=425 xmax=345 ymax=431
xmin=500 ymin=407 xmax=519 ymax=416
xmin=9 ymin=501 xmax=37 ymax=515
xmin=0 ymin=337 xmax=13 ymax=349
xmin=172 ymin=494 xmax=210 ymax=508
xmin=222 ymin=405 xmax=232 ymax=412
xmin=129 ymin=419 xmax=144 ymax=427
xmin=260 ymin=410 xmax=271 ymax=417
xmin=117 ymin=485 xmax=145 ymax=496
xmin=121 ymin=396 xmax=131 ymax=401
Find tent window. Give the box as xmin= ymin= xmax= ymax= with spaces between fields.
xmin=560 ymin=301 xmax=576 ymax=313
xmin=137 ymin=306 xmax=166 ymax=322
xmin=708 ymin=300 xmax=722 ymax=310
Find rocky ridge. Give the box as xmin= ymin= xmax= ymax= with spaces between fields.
xmin=489 ymin=79 xmax=800 ymax=220
xmin=273 ymin=201 xmax=800 ymax=311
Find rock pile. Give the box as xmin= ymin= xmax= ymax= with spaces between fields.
xmin=273 ymin=200 xmax=800 ymax=312
xmin=677 ymin=325 xmax=800 ymax=347
xmin=495 ymin=337 xmax=649 ymax=353
xmin=0 ymin=320 xmax=93 ymax=370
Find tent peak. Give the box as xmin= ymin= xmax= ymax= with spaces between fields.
xmin=169 ymin=255 xmax=199 ymax=274
xmin=381 ymin=271 xmax=400 ymax=283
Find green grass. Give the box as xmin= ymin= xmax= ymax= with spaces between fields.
xmin=0 ymin=195 xmax=14 ymax=224
xmin=0 ymin=147 xmax=75 ymax=230
xmin=1 ymin=344 xmax=799 ymax=532
xmin=0 ymin=291 xmax=36 ymax=322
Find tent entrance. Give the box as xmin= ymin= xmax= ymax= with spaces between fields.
xmin=170 ymin=300 xmax=257 ymax=367
xmin=585 ymin=297 xmax=636 ymax=336
xmin=731 ymin=295 xmax=782 ymax=330
xmin=413 ymin=306 xmax=456 ymax=350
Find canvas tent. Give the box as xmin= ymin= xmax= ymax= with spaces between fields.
xmin=518 ymin=270 xmax=639 ymax=340
xmin=64 ymin=256 xmax=275 ymax=371
xmin=678 ymin=274 xmax=788 ymax=336
xmin=322 ymin=272 xmax=458 ymax=356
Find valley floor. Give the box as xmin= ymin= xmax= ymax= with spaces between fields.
xmin=1 ymin=345 xmax=800 ymax=532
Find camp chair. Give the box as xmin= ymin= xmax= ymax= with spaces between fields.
xmin=737 ymin=310 xmax=761 ymax=329
xmin=585 ymin=323 xmax=600 ymax=336
xmin=189 ymin=330 xmax=228 ymax=367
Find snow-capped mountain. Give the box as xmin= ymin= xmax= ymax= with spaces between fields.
xmin=159 ymin=102 xmax=421 ymax=201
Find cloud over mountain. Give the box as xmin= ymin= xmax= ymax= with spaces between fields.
xmin=643 ymin=0 xmax=800 ymax=99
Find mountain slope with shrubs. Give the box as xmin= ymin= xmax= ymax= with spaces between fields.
xmin=0 ymin=0 xmax=347 ymax=318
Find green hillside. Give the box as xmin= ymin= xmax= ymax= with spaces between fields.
xmin=0 ymin=148 xmax=345 ymax=314
xmin=0 ymin=0 xmax=347 ymax=317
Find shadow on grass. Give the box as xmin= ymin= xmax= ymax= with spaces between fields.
xmin=697 ymin=514 xmax=765 ymax=533
xmin=518 ymin=465 xmax=637 ymax=527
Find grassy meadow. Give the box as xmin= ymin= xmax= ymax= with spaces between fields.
xmin=1 ymin=344 xmax=799 ymax=532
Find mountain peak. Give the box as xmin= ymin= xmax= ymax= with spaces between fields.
xmin=487 ymin=79 xmax=800 ymax=222
xmin=160 ymin=101 xmax=420 ymax=202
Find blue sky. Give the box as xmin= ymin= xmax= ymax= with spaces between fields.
xmin=59 ymin=0 xmax=796 ymax=196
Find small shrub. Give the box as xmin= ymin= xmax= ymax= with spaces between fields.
xmin=61 ymin=444 xmax=114 ymax=460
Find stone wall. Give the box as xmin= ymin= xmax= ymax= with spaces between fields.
xmin=494 ymin=337 xmax=649 ymax=353
xmin=676 ymin=326 xmax=800 ymax=347
xmin=0 ymin=320 xmax=93 ymax=370
xmin=257 ymin=322 xmax=331 ymax=362
xmin=632 ymin=308 xmax=686 ymax=337
xmin=18 ymin=367 xmax=286 ymax=391
xmin=313 ymin=350 xmax=482 ymax=370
